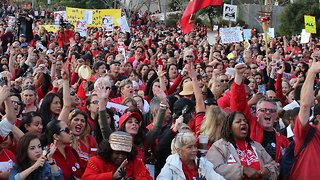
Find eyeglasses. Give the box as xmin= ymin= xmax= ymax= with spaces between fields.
xmin=70 ymin=91 xmax=76 ymax=96
xmin=91 ymin=100 xmax=99 ymax=104
xmin=12 ymin=100 xmax=22 ymax=106
xmin=186 ymin=55 xmax=193 ymax=58
xmin=257 ymin=108 xmax=277 ymax=113
xmin=60 ymin=127 xmax=71 ymax=134
xmin=220 ymin=79 xmax=229 ymax=83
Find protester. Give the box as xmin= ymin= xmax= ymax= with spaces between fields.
xmin=9 ymin=132 xmax=63 ymax=180
xmin=82 ymin=131 xmax=152 ymax=179
xmin=206 ymin=112 xmax=279 ymax=179
xmin=157 ymin=131 xmax=225 ymax=180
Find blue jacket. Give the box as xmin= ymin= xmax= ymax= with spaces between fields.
xmin=9 ymin=161 xmax=64 ymax=180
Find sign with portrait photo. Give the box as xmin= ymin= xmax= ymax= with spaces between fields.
xmin=223 ymin=4 xmax=237 ymax=22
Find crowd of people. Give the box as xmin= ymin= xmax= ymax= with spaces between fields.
xmin=0 ymin=3 xmax=319 ymax=180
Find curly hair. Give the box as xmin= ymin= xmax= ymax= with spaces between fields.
xmin=220 ymin=111 xmax=253 ymax=146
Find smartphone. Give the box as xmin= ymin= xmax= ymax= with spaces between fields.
xmin=258 ymin=84 xmax=266 ymax=95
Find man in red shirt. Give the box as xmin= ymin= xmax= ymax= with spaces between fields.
xmin=289 ymin=58 xmax=320 ymax=179
xmin=231 ymin=63 xmax=289 ymax=162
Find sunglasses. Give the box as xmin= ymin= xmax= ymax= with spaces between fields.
xmin=186 ymin=55 xmax=193 ymax=58
xmin=60 ymin=127 xmax=71 ymax=134
xmin=12 ymin=100 xmax=23 ymax=106
xmin=70 ymin=91 xmax=76 ymax=96
xmin=220 ymin=79 xmax=229 ymax=83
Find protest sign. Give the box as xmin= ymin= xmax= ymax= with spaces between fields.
xmin=223 ymin=4 xmax=237 ymax=22
xmin=301 ymin=29 xmax=311 ymax=43
xmin=102 ymin=16 xmax=114 ymax=32
xmin=106 ymin=102 xmax=128 ymax=127
xmin=7 ymin=16 xmax=15 ymax=28
xmin=66 ymin=7 xmax=121 ymax=27
xmin=269 ymin=28 xmax=275 ymax=38
xmin=76 ymin=20 xmax=88 ymax=37
xmin=54 ymin=11 xmax=66 ymax=25
xmin=117 ymin=16 xmax=130 ymax=33
xmin=219 ymin=27 xmax=243 ymax=44
xmin=39 ymin=25 xmax=60 ymax=33
xmin=304 ymin=15 xmax=316 ymax=34
xmin=243 ymin=29 xmax=251 ymax=40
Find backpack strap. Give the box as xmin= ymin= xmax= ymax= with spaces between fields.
xmin=295 ymin=127 xmax=316 ymax=158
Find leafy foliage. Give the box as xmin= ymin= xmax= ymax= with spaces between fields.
xmin=279 ymin=0 xmax=320 ymax=35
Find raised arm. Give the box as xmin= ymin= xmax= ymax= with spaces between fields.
xmin=96 ymin=84 xmax=112 ymax=140
xmin=299 ymin=59 xmax=320 ymax=127
xmin=58 ymin=70 xmax=71 ymax=122
xmin=145 ymin=87 xmax=167 ymax=145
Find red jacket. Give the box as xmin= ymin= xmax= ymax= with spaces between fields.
xmin=230 ymin=82 xmax=289 ymax=162
xmin=82 ymin=156 xmax=152 ymax=180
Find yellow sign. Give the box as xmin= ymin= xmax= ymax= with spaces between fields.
xmin=304 ymin=15 xmax=317 ymax=34
xmin=66 ymin=7 xmax=121 ymax=27
xmin=39 ymin=25 xmax=60 ymax=33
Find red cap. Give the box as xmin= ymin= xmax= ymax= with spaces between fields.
xmin=118 ymin=112 xmax=142 ymax=127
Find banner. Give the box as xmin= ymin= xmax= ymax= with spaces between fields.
xmin=39 ymin=25 xmax=60 ymax=33
xmin=304 ymin=15 xmax=316 ymax=34
xmin=54 ymin=11 xmax=66 ymax=25
xmin=66 ymin=7 xmax=121 ymax=27
xmin=219 ymin=27 xmax=243 ymax=44
xmin=223 ymin=4 xmax=237 ymax=22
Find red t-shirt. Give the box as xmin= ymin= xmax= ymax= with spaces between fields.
xmin=289 ymin=118 xmax=320 ymax=179
xmin=53 ymin=145 xmax=85 ymax=180
xmin=235 ymin=140 xmax=261 ymax=180
xmin=181 ymin=160 xmax=198 ymax=180
xmin=78 ymin=135 xmax=97 ymax=161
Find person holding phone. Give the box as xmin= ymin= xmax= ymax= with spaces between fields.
xmin=9 ymin=132 xmax=63 ymax=180
xmin=82 ymin=131 xmax=152 ymax=179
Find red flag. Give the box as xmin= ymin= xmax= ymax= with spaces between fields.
xmin=181 ymin=0 xmax=222 ymax=34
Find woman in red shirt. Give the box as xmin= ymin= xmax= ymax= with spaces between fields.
xmin=68 ymin=108 xmax=97 ymax=161
xmin=83 ymin=131 xmax=152 ymax=179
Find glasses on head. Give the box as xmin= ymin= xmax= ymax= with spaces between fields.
xmin=257 ymin=108 xmax=277 ymax=113
xmin=60 ymin=127 xmax=71 ymax=134
xmin=12 ymin=100 xmax=22 ymax=106
xmin=220 ymin=79 xmax=229 ymax=83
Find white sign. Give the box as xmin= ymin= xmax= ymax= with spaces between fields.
xmin=7 ymin=16 xmax=15 ymax=28
xmin=219 ymin=27 xmax=243 ymax=44
xmin=117 ymin=16 xmax=130 ymax=33
xmin=54 ymin=11 xmax=66 ymax=25
xmin=243 ymin=29 xmax=251 ymax=40
xmin=301 ymin=29 xmax=311 ymax=44
xmin=269 ymin=28 xmax=275 ymax=38
xmin=76 ymin=19 xmax=87 ymax=37
xmin=223 ymin=4 xmax=237 ymax=22
xmin=83 ymin=10 xmax=93 ymax=24
xmin=102 ymin=16 xmax=114 ymax=32
xmin=106 ymin=102 xmax=128 ymax=127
